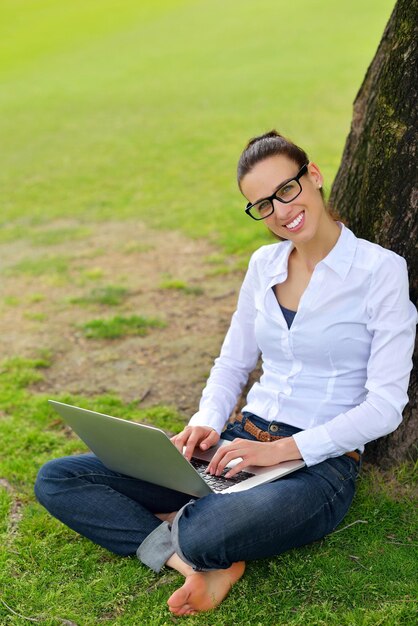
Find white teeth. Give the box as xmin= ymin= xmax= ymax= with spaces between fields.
xmin=285 ymin=212 xmax=304 ymax=229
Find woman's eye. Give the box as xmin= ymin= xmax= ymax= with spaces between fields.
xmin=278 ymin=184 xmax=294 ymax=197
xmin=258 ymin=201 xmax=271 ymax=214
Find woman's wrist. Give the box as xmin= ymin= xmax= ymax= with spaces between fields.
xmin=273 ymin=436 xmax=303 ymax=462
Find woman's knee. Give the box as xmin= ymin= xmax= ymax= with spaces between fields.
xmin=172 ymin=497 xmax=241 ymax=570
xmin=34 ymin=457 xmax=73 ymax=507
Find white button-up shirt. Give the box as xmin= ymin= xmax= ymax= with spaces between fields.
xmin=189 ymin=224 xmax=417 ymax=466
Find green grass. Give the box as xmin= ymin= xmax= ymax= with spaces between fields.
xmin=80 ymin=314 xmax=166 ymax=339
xmin=29 ymin=226 xmax=91 ymax=247
xmin=0 ymin=356 xmax=417 ymax=625
xmin=0 ymin=224 xmax=30 ymax=244
xmin=80 ymin=267 xmax=105 ymax=281
xmin=23 ymin=311 xmax=47 ymax=322
xmin=1 ymin=355 xmax=53 ymax=388
xmin=1 ymin=1 xmax=413 ymax=623
xmin=160 ymin=278 xmax=204 ymax=296
xmin=28 ymin=293 xmax=45 ymax=303
xmin=3 ymin=296 xmax=20 ymax=307
xmin=71 ymin=285 xmax=129 ymax=306
xmin=7 ymin=255 xmax=70 ymax=277
xmin=121 ymin=241 xmax=154 ymax=254
xmin=0 ymin=0 xmax=394 ymax=254
xmin=0 ymin=224 xmax=90 ymax=247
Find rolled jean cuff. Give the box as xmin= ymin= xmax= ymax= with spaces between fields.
xmin=136 ymin=521 xmax=174 ymax=573
xmin=171 ymin=501 xmax=211 ymax=572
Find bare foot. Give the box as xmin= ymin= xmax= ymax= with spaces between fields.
xmin=155 ymin=511 xmax=177 ymax=524
xmin=167 ymin=561 xmax=245 ymax=616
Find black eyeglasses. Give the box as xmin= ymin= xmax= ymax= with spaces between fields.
xmin=245 ymin=163 xmax=309 ymax=220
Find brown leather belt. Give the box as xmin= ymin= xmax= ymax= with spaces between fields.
xmin=235 ymin=414 xmax=361 ymax=463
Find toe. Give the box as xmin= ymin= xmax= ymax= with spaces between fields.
xmin=169 ymin=604 xmax=192 ymax=616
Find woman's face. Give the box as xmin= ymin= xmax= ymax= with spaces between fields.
xmin=240 ymin=154 xmax=327 ymax=243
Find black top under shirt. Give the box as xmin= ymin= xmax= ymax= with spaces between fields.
xmin=279 ymin=303 xmax=297 ymax=328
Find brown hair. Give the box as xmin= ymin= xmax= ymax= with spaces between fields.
xmin=237 ymin=130 xmax=309 ymax=188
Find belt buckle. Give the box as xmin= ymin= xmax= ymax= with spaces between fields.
xmin=259 ymin=431 xmax=271 ymax=442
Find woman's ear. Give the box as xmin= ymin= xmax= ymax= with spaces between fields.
xmin=307 ymin=162 xmax=323 ymax=189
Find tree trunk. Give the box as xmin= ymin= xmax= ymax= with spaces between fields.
xmin=329 ymin=0 xmax=417 ymax=466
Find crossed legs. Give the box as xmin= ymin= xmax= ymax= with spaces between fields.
xmin=35 ymin=452 xmax=357 ymax=615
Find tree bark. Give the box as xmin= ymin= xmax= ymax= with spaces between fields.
xmin=329 ymin=0 xmax=417 ymax=466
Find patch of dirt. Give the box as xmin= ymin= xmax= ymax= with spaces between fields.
xmin=0 ymin=220 xmax=246 ymax=419
xmin=0 ymin=478 xmax=24 ymax=541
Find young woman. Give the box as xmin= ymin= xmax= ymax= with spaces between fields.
xmin=35 ymin=131 xmax=417 ymax=617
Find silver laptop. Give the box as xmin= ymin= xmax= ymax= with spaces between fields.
xmin=49 ymin=400 xmax=305 ymax=497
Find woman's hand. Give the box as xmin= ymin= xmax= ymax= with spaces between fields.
xmin=207 ymin=437 xmax=302 ymax=478
xmin=171 ymin=425 xmax=220 ymax=461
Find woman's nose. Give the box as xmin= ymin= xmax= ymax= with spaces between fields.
xmin=272 ymin=199 xmax=293 ymax=220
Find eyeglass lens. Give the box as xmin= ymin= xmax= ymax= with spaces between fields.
xmin=249 ymin=179 xmax=301 ymax=219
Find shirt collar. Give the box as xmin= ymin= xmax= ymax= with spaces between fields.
xmin=320 ymin=223 xmax=357 ymax=280
xmin=265 ymin=222 xmax=357 ymax=281
xmin=264 ymin=239 xmax=293 ymax=277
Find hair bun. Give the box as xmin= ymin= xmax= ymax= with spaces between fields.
xmin=246 ymin=129 xmax=284 ymax=149
xmin=264 ymin=130 xmax=283 ymax=139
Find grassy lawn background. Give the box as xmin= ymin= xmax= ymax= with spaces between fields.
xmin=1 ymin=1 xmax=417 ymax=624
xmin=1 ymin=0 xmax=394 ymax=251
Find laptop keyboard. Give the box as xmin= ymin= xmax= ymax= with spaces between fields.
xmin=190 ymin=458 xmax=255 ymax=492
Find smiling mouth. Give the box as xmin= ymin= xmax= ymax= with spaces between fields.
xmin=284 ymin=211 xmax=304 ymax=230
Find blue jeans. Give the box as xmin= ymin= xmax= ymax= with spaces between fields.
xmin=34 ymin=413 xmax=360 ymax=572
